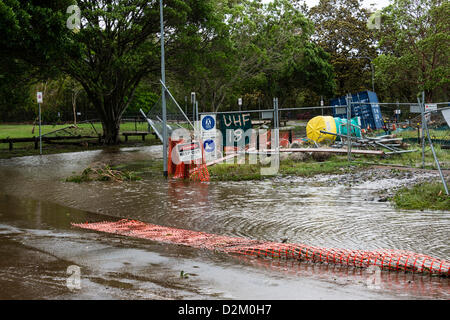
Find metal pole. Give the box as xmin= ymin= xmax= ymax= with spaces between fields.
xmin=191 ymin=92 xmax=195 ymax=123
xmin=419 ymin=95 xmax=425 ymax=168
xmin=195 ymin=101 xmax=199 ymax=139
xmin=273 ymin=98 xmax=280 ymax=168
xmin=420 ymin=92 xmax=449 ymax=195
xmin=160 ymin=0 xmax=168 ymax=178
xmin=370 ymin=61 xmax=375 ymax=92
xmin=346 ymin=94 xmax=351 ymax=162
xmin=39 ymin=103 xmax=42 ymax=155
xmin=321 ymin=96 xmax=324 ymax=116
xmin=274 ymin=98 xmax=279 ymax=150
xmin=196 ymin=101 xmax=199 ymax=123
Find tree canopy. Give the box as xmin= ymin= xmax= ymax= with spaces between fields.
xmin=374 ymin=0 xmax=449 ymax=102
xmin=0 ymin=0 xmax=448 ymax=142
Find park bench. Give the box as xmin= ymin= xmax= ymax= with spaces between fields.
xmin=0 ymin=135 xmax=99 ymax=151
xmin=122 ymin=131 xmax=150 ymax=142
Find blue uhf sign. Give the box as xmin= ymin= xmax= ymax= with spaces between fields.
xmin=219 ymin=113 xmax=252 ymax=147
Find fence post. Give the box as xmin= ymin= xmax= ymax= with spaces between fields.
xmin=346 ymin=94 xmax=352 ymax=162
xmin=419 ymin=92 xmax=449 ymax=195
xmin=420 ymin=96 xmax=425 ymax=168
xmin=39 ymin=103 xmax=42 ymax=155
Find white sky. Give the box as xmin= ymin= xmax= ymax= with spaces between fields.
xmin=263 ymin=0 xmax=391 ymax=10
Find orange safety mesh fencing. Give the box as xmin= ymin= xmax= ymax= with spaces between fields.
xmin=189 ymin=163 xmax=210 ymax=182
xmin=72 ymin=219 xmax=450 ymax=277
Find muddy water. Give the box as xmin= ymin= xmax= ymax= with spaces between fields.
xmin=0 ymin=146 xmax=449 ymax=299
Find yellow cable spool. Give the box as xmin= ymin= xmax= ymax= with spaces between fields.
xmin=306 ymin=116 xmax=337 ymax=142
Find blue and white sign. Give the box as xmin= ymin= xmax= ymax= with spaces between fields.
xmin=200 ymin=114 xmax=218 ymax=161
xmin=202 ymin=115 xmax=215 ymax=131
xmin=203 ymin=139 xmax=215 ymax=153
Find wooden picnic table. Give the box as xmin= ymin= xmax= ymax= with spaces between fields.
xmin=122 ymin=131 xmax=150 ymax=142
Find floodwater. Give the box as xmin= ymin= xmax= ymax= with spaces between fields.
xmin=0 ymin=146 xmax=448 ymax=299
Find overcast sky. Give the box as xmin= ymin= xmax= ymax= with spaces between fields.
xmin=263 ymin=0 xmax=391 ymax=10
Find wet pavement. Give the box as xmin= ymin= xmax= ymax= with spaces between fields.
xmin=0 ymin=146 xmax=448 ymax=299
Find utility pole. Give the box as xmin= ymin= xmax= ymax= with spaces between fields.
xmin=160 ymin=0 xmax=168 ymax=178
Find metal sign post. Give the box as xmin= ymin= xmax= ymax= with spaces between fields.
xmin=37 ymin=92 xmax=43 ymax=155
xmin=321 ymin=96 xmax=324 ymax=116
xmin=160 ymin=0 xmax=168 ymax=178
xmin=191 ymin=92 xmax=196 ymax=122
xmin=195 ymin=101 xmax=199 ymax=123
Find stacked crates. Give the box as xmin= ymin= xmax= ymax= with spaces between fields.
xmin=331 ymin=91 xmax=384 ymax=130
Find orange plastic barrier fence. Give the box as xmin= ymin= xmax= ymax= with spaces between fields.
xmin=72 ymin=219 xmax=449 ymax=277
xmin=168 ymin=138 xmax=209 ymax=182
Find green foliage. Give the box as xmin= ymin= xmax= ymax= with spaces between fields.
xmin=174 ymin=0 xmax=334 ymax=111
xmin=0 ymin=0 xmax=216 ymax=143
xmin=307 ymin=0 xmax=377 ymax=97
xmin=126 ymin=84 xmax=159 ymax=115
xmin=1 ymin=0 xmax=448 ymax=130
xmin=375 ymin=0 xmax=450 ymax=102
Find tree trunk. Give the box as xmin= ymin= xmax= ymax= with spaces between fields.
xmin=425 ymin=89 xmax=433 ymax=103
xmin=101 ymin=120 xmax=120 ymax=145
xmin=97 ymin=94 xmax=130 ymax=145
xmin=79 ymin=77 xmax=139 ymax=145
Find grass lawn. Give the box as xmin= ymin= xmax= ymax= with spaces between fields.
xmin=0 ymin=122 xmax=151 ymax=139
xmin=392 ymin=181 xmax=450 ymax=211
xmin=208 ymin=156 xmax=368 ymax=181
xmin=0 ymin=122 xmax=160 ymax=159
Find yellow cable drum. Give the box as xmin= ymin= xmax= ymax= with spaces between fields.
xmin=306 ymin=116 xmax=337 ymax=142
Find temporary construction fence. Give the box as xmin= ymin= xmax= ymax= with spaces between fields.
xmin=72 ymin=219 xmax=450 ymax=277
xmin=140 ymin=87 xmax=449 ymax=194
xmin=167 ymin=138 xmax=210 ymax=182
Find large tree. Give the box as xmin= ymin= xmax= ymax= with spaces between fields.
xmin=374 ymin=0 xmax=449 ymax=102
xmin=307 ymin=0 xmax=378 ymax=96
xmin=0 ymin=0 xmax=213 ymax=143
xmin=172 ymin=0 xmax=335 ymax=112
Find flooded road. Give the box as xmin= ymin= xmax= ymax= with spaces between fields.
xmin=0 ymin=146 xmax=448 ymax=299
